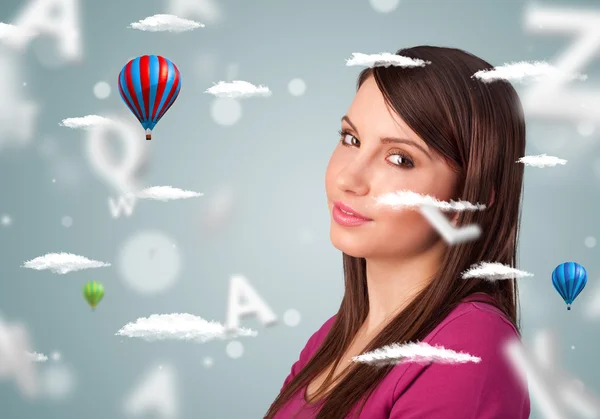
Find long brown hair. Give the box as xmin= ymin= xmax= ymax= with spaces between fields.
xmin=265 ymin=46 xmax=526 ymax=418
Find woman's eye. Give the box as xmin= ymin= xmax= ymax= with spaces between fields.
xmin=342 ymin=133 xmax=360 ymax=147
xmin=386 ymin=154 xmax=414 ymax=168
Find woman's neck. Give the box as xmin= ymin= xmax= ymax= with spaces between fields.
xmin=363 ymin=240 xmax=446 ymax=334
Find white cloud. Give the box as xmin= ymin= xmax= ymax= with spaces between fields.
xmin=26 ymin=352 xmax=47 ymax=362
xmin=346 ymin=52 xmax=430 ymax=68
xmin=59 ymin=115 xmax=112 ymax=129
xmin=22 ymin=252 xmax=111 ymax=275
xmin=375 ymin=190 xmax=486 ymax=211
xmin=473 ymin=61 xmax=587 ymax=84
xmin=116 ymin=313 xmax=257 ymax=343
xmin=353 ymin=342 xmax=481 ymax=366
xmin=205 ymin=80 xmax=271 ymax=98
xmin=462 ymin=262 xmax=534 ymax=281
xmin=517 ymin=154 xmax=567 ymax=168
xmin=0 ymin=316 xmax=39 ymax=398
xmin=135 ymin=186 xmax=204 ymax=201
xmin=128 ymin=14 xmax=204 ymax=32
xmin=50 ymin=351 xmax=61 ymax=362
xmin=0 ymin=22 xmax=36 ymax=46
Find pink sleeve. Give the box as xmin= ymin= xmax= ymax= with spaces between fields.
xmin=281 ymin=316 xmax=336 ymax=390
xmin=389 ymin=307 xmax=530 ymax=419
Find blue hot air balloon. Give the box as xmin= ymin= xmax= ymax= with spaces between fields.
xmin=118 ymin=55 xmax=181 ymax=140
xmin=551 ymin=262 xmax=588 ymax=310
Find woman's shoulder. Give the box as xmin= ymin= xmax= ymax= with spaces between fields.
xmin=416 ymin=295 xmax=522 ymax=369
xmin=383 ymin=296 xmax=529 ymax=417
xmin=426 ymin=294 xmax=520 ymax=345
xmin=306 ymin=295 xmax=519 ymax=356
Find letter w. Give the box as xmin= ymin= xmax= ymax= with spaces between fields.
xmin=108 ymin=195 xmax=136 ymax=218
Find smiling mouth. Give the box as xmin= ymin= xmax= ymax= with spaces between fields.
xmin=333 ymin=202 xmax=370 ymax=220
xmin=331 ymin=201 xmax=372 ymax=227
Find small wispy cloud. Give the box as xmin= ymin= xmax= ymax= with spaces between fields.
xmin=204 ymin=80 xmax=271 ymax=98
xmin=128 ymin=14 xmax=204 ymax=32
xmin=353 ymin=342 xmax=481 ymax=366
xmin=0 ymin=22 xmax=36 ymax=45
xmin=135 ymin=186 xmax=204 ymax=202
xmin=346 ymin=52 xmax=430 ymax=68
xmin=517 ymin=154 xmax=567 ymax=168
xmin=375 ymin=190 xmax=486 ymax=211
xmin=59 ymin=115 xmax=112 ymax=129
xmin=462 ymin=262 xmax=534 ymax=281
xmin=473 ymin=61 xmax=587 ymax=84
xmin=116 ymin=313 xmax=257 ymax=343
xmin=26 ymin=352 xmax=47 ymax=363
xmin=22 ymin=253 xmax=111 ymax=275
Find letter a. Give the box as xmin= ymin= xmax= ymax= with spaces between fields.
xmin=226 ymin=275 xmax=277 ymax=329
xmin=12 ymin=0 xmax=81 ymax=61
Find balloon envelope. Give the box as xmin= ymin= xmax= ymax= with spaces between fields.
xmin=118 ymin=55 xmax=181 ymax=139
xmin=551 ymin=262 xmax=587 ymax=310
xmin=83 ymin=281 xmax=104 ymax=309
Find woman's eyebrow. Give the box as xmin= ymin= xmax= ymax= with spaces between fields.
xmin=341 ymin=115 xmax=359 ymax=133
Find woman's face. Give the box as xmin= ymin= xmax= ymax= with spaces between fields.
xmin=325 ymin=76 xmax=460 ymax=260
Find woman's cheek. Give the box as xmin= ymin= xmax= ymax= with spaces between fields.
xmin=380 ymin=207 xmax=439 ymax=240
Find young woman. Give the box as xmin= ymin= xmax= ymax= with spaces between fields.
xmin=265 ymin=46 xmax=530 ymax=418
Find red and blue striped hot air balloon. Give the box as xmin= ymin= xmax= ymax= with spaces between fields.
xmin=552 ymin=262 xmax=588 ymax=310
xmin=118 ymin=55 xmax=181 ymax=140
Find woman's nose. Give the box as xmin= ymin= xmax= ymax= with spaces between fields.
xmin=335 ymin=163 xmax=370 ymax=196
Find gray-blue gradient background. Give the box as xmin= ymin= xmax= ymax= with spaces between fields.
xmin=1 ymin=0 xmax=599 ymax=418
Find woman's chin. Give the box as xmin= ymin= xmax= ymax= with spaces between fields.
xmin=330 ymin=231 xmax=372 ymax=259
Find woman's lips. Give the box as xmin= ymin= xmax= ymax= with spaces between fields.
xmin=332 ymin=201 xmax=372 ymax=227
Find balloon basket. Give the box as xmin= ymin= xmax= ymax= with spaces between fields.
xmin=146 ymin=134 xmax=151 ymax=140
xmin=567 ymin=306 xmax=571 ymax=310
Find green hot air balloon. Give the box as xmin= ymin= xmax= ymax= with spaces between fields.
xmin=83 ymin=281 xmax=104 ymax=310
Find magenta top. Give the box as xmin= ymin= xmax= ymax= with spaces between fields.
xmin=273 ymin=295 xmax=530 ymax=418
